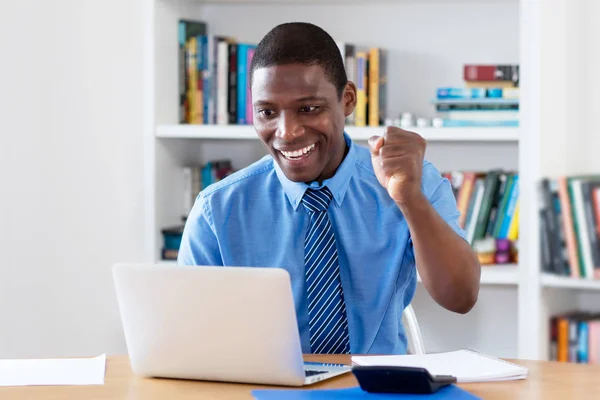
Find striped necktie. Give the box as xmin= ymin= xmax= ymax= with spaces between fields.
xmin=302 ymin=187 xmax=351 ymax=354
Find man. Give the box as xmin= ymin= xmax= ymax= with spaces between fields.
xmin=178 ymin=22 xmax=481 ymax=355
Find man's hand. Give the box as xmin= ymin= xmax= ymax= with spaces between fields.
xmin=368 ymin=126 xmax=427 ymax=206
xmin=369 ymin=127 xmax=480 ymax=314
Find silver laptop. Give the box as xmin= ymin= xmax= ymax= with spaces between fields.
xmin=112 ymin=263 xmax=351 ymax=386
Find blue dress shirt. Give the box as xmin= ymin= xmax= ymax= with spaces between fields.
xmin=178 ymin=133 xmax=466 ymax=354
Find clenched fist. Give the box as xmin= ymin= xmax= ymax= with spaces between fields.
xmin=368 ymin=126 xmax=426 ymax=206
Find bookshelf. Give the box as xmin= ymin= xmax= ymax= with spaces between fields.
xmin=157 ymin=260 xmax=518 ymax=284
xmin=143 ymin=0 xmax=598 ymax=362
xmin=156 ymin=125 xmax=520 ymax=142
xmin=541 ymin=275 xmax=600 ymax=291
xmin=418 ymin=264 xmax=519 ymax=286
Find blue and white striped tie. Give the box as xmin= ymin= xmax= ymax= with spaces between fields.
xmin=302 ymin=187 xmax=351 ymax=354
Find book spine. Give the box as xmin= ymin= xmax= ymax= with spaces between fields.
xmin=472 ymin=171 xmax=500 ymax=242
xmin=592 ymin=188 xmax=600 ymax=279
xmin=246 ymin=47 xmax=255 ymax=125
xmin=440 ymin=120 xmax=519 ymax=128
xmin=216 ymin=40 xmax=229 ymax=125
xmin=178 ymin=21 xmax=187 ymax=123
xmin=437 ymin=87 xmax=487 ymax=99
xmin=540 ymin=179 xmax=567 ymax=275
xmin=355 ymin=52 xmax=368 ymax=127
xmin=557 ymin=177 xmax=580 ymax=277
xmin=499 ymin=175 xmax=519 ymax=238
xmin=209 ymin=36 xmax=220 ymax=125
xmin=492 ymin=174 xmax=514 ymax=237
xmin=578 ymin=320 xmax=589 ymax=363
xmin=228 ymin=43 xmax=238 ymax=124
xmin=539 ymin=208 xmax=553 ymax=273
xmin=378 ymin=49 xmax=387 ymax=126
xmin=237 ymin=44 xmax=248 ymax=124
xmin=485 ymin=172 xmax=507 ymax=237
xmin=465 ymin=80 xmax=517 ymax=89
xmin=466 ymin=179 xmax=485 ymax=244
xmin=456 ymin=172 xmax=476 ymax=228
xmin=344 ymin=44 xmax=356 ymax=125
xmin=582 ymin=182 xmax=600 ymax=274
xmin=187 ymin=37 xmax=201 ymax=124
xmin=463 ymin=64 xmax=519 ymax=83
xmin=368 ymin=48 xmax=379 ymax=127
xmin=200 ymin=35 xmax=210 ymax=125
xmin=570 ymin=179 xmax=594 ymax=278
xmin=436 ymin=103 xmax=519 ymax=111
xmin=558 ymin=317 xmax=569 ymax=362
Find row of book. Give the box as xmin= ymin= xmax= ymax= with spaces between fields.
xmin=161 ymin=159 xmax=235 ymax=261
xmin=550 ymin=312 xmax=600 ymax=364
xmin=178 ymin=19 xmax=388 ymax=127
xmin=443 ymin=170 xmax=519 ymax=265
xmin=539 ymin=176 xmax=600 ymax=279
xmin=338 ymin=43 xmax=387 ymax=127
xmin=162 ymin=167 xmax=520 ymax=262
xmin=182 ymin=160 xmax=234 ymax=214
xmin=433 ymin=64 xmax=520 ymax=128
xmin=180 ymin=164 xmax=521 ymax=250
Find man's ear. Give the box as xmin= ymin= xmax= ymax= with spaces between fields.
xmin=342 ymin=81 xmax=357 ymax=117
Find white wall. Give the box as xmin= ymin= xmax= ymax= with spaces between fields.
xmin=0 ymin=1 xmax=145 ymax=358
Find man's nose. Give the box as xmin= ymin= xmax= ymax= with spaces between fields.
xmin=276 ymin=112 xmax=305 ymax=142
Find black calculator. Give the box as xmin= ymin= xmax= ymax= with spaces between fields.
xmin=352 ymin=365 xmax=457 ymax=394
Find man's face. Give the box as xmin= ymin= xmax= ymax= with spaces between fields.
xmin=251 ymin=64 xmax=356 ymax=183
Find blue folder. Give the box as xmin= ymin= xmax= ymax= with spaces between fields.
xmin=252 ymin=385 xmax=481 ymax=399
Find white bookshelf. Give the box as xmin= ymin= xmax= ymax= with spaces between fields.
xmin=417 ymin=264 xmax=519 ymax=285
xmin=156 ymin=125 xmax=519 ymax=142
xmin=150 ymin=260 xmax=520 ymax=285
xmin=143 ymin=0 xmax=599 ymax=362
xmin=541 ymin=274 xmax=600 ymax=291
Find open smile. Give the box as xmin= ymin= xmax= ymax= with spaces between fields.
xmin=279 ymin=143 xmax=316 ymax=161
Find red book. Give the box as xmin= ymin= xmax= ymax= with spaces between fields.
xmin=463 ymin=64 xmax=519 ymax=82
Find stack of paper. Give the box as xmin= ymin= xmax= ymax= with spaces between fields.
xmin=0 ymin=354 xmax=106 ymax=386
xmin=352 ymin=349 xmax=528 ymax=383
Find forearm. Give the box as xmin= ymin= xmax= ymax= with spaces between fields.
xmin=399 ymin=193 xmax=481 ymax=314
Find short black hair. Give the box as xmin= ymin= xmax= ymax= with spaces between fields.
xmin=249 ymin=22 xmax=347 ymax=99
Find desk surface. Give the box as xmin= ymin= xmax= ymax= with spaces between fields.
xmin=1 ymin=354 xmax=600 ymax=399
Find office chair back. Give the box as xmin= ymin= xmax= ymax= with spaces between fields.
xmin=402 ymin=304 xmax=425 ymax=355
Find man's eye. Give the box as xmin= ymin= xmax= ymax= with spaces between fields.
xmin=299 ymin=106 xmax=319 ymax=113
xmin=259 ymin=109 xmax=275 ymax=117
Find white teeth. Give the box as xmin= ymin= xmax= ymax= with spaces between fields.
xmin=281 ymin=143 xmax=316 ymax=159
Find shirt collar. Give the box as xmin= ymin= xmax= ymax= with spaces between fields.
xmin=274 ymin=132 xmax=356 ymax=211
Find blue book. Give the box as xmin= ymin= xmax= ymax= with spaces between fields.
xmin=237 ymin=44 xmax=251 ymax=124
xmin=440 ymin=120 xmax=519 ymax=128
xmin=498 ymin=174 xmax=519 ymax=238
xmin=432 ymin=98 xmax=519 ymax=105
xmin=486 ymin=88 xmax=503 ymax=98
xmin=437 ymin=87 xmax=486 ymax=99
xmin=252 ymin=385 xmax=481 ymax=399
xmin=578 ymin=320 xmax=589 ymax=363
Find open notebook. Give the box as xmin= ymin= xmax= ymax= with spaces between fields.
xmin=352 ymin=349 xmax=528 ymax=383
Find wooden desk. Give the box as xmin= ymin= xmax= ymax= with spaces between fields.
xmin=1 ymin=354 xmax=600 ymax=399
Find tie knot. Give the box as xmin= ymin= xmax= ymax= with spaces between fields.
xmin=302 ymin=187 xmax=333 ymax=213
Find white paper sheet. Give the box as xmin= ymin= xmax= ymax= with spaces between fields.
xmin=352 ymin=350 xmax=528 ymax=383
xmin=0 ymin=354 xmax=106 ymax=386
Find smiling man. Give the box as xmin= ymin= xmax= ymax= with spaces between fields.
xmin=178 ymin=22 xmax=481 ymax=355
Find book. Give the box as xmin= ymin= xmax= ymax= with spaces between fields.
xmin=351 ymin=349 xmax=528 ymax=383
xmin=463 ymin=64 xmax=519 ymax=84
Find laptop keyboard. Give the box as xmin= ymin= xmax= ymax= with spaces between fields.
xmin=305 ymin=370 xmax=328 ymax=377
